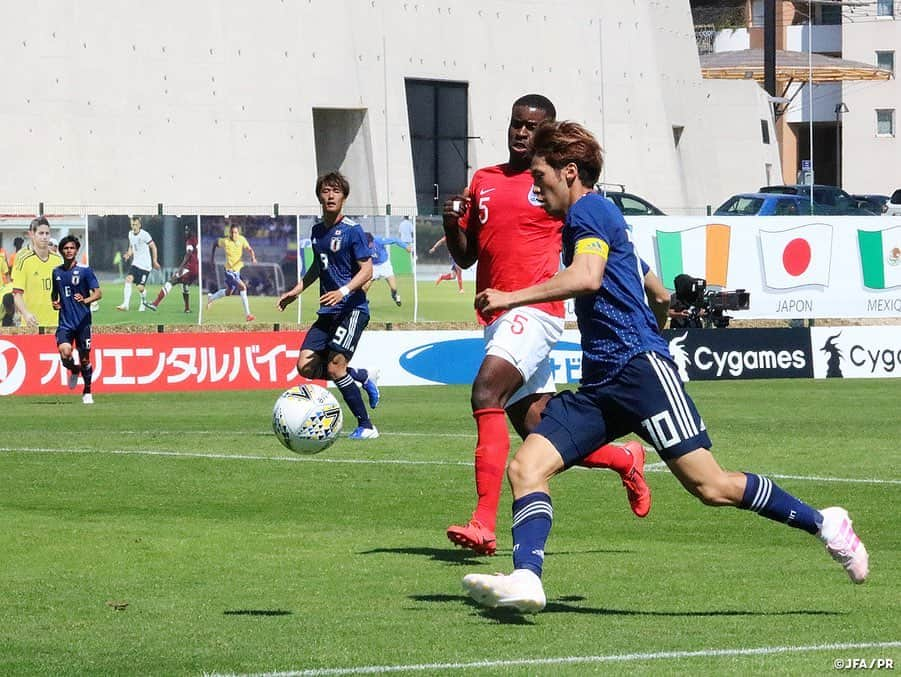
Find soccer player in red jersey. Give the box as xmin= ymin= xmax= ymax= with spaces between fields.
xmin=442 ymin=95 xmax=651 ymax=556
xmin=144 ymin=223 xmax=199 ymax=313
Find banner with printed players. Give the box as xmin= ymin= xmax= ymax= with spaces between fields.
xmin=2 ymin=212 xmax=484 ymax=330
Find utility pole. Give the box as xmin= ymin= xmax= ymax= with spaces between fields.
xmin=764 ymin=0 xmax=776 ymax=97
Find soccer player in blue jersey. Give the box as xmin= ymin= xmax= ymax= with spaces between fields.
xmin=51 ymin=235 xmax=102 ymax=405
xmin=363 ymin=231 xmax=411 ymax=306
xmin=276 ymin=172 xmax=380 ymax=440
xmin=462 ymin=121 xmax=869 ymax=612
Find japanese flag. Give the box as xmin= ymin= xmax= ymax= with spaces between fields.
xmin=759 ymin=224 xmax=833 ymax=289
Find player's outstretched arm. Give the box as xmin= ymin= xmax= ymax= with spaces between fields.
xmin=441 ymin=188 xmax=478 ymax=269
xmin=150 ymin=240 xmax=161 ymax=269
xmin=319 ymin=258 xmax=372 ymax=307
xmin=476 ymin=251 xmax=606 ymax=315
xmin=83 ymin=285 xmax=102 ymax=305
xmin=278 ymin=256 xmax=319 ymax=310
xmin=643 ymin=270 xmax=671 ymax=331
xmin=12 ymin=290 xmax=37 ymax=327
xmin=277 ymin=283 xmax=302 ymax=310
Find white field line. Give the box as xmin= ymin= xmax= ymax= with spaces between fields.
xmin=204 ymin=640 xmax=901 ymax=677
xmin=113 ymin=430 xmax=479 ymax=439
xmin=1 ymin=446 xmax=900 ymax=485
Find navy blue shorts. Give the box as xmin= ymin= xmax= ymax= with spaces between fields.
xmin=55 ymin=323 xmax=92 ymax=353
xmin=128 ymin=266 xmax=150 ymax=286
xmin=301 ymin=308 xmax=370 ymax=359
xmin=535 ymin=351 xmax=712 ymax=464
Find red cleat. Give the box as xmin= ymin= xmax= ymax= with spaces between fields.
xmin=246 ymin=314 xmax=255 ymax=322
xmin=447 ymin=519 xmax=497 ymax=556
xmin=621 ymin=441 xmax=651 ymax=518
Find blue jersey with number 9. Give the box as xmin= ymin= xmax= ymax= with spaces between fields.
xmin=309 ymin=217 xmax=371 ymax=316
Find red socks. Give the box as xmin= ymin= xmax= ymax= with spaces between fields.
xmin=471 ymin=408 xmax=509 ymax=532
xmin=580 ymin=443 xmax=634 ymax=475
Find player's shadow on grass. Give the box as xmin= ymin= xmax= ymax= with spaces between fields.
xmin=223 ymin=609 xmax=293 ymax=616
xmin=410 ymin=594 xmax=841 ymax=624
xmin=359 ymin=546 xmax=486 ymax=564
xmin=359 ymin=547 xmax=633 ymax=565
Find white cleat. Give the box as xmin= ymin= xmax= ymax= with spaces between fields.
xmin=462 ymin=569 xmax=546 ymax=613
xmin=82 ymin=394 xmax=94 ymax=405
xmin=348 ymin=425 xmax=379 ymax=440
xmin=819 ymin=507 xmax=869 ymax=584
xmin=115 ymin=304 xmax=127 ymax=311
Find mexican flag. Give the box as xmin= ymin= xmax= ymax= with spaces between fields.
xmin=759 ymin=224 xmax=833 ymax=289
xmin=858 ymin=227 xmax=901 ymax=290
xmin=656 ymin=224 xmax=731 ymax=289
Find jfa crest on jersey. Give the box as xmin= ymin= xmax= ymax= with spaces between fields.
xmin=330 ymin=231 xmax=343 ymax=252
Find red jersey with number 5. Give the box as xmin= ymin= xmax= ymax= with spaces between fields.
xmin=462 ymin=163 xmax=564 ymax=324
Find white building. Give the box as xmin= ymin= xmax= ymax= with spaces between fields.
xmin=0 ymin=1 xmax=780 ymax=217
xmin=697 ymin=0 xmax=898 ymax=197
xmin=842 ymin=1 xmax=901 ymax=195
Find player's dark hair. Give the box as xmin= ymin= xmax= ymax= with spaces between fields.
xmin=316 ymin=171 xmax=350 ymax=199
xmin=59 ymin=235 xmax=81 ymax=251
xmin=531 ymin=120 xmax=603 ymax=186
xmin=513 ymin=94 xmax=556 ymax=120
xmin=365 ymin=231 xmax=374 ymax=242
xmin=13 ymin=237 xmax=24 ymax=249
xmin=29 ymin=216 xmax=50 ymax=231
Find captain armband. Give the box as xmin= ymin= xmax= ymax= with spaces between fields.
xmin=574 ymin=237 xmax=609 ymax=259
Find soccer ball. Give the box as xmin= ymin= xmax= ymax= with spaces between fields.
xmin=272 ymin=384 xmax=344 ymax=454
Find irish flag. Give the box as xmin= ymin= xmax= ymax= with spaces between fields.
xmin=858 ymin=227 xmax=901 ymax=289
xmin=759 ymin=224 xmax=832 ymax=288
xmin=656 ymin=224 xmax=731 ymax=289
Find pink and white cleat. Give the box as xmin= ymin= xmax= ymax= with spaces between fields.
xmin=462 ymin=569 xmax=546 ymax=612
xmin=819 ymin=507 xmax=869 ymax=584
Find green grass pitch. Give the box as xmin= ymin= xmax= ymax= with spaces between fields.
xmin=1 ymin=379 xmax=898 ymax=675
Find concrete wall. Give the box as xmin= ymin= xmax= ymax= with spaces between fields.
xmin=0 ymin=0 xmax=780 ymax=214
xmin=841 ymin=10 xmax=901 ymax=195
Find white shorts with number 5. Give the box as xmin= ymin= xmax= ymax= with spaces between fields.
xmin=484 ymin=306 xmax=564 ymax=406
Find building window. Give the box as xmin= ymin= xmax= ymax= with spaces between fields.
xmin=876 ymin=50 xmax=895 ymax=74
xmin=761 ymin=119 xmax=771 ymax=144
xmin=404 ymin=79 xmax=469 ymax=215
xmin=817 ymin=4 xmax=842 ymax=24
xmin=751 ymin=0 xmax=764 ymax=27
xmin=877 ymin=0 xmax=894 ymax=17
xmin=876 ymin=109 xmax=895 ymax=136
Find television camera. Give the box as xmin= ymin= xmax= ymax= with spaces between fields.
xmin=670 ymin=274 xmax=750 ymax=329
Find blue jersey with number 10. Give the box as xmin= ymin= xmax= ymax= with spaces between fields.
xmin=563 ymin=193 xmax=669 ymax=386
xmin=310 ymin=217 xmax=371 ymax=316
xmin=52 ymin=264 xmax=99 ymax=331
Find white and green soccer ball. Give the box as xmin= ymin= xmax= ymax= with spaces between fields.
xmin=272 ymin=384 xmax=343 ymax=454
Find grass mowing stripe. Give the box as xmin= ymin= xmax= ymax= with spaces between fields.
xmin=3 ymin=446 xmax=900 ymax=484
xmin=207 ymin=640 xmax=901 ymax=676
xmin=0 ymin=446 xmax=474 ymax=466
